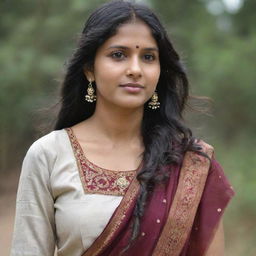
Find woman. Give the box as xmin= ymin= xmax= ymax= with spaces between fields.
xmin=11 ymin=1 xmax=234 ymax=255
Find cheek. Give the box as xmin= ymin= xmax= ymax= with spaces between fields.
xmin=148 ymin=65 xmax=160 ymax=85
xmin=94 ymin=61 xmax=122 ymax=84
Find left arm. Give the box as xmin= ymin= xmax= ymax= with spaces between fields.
xmin=205 ymin=218 xmax=225 ymax=256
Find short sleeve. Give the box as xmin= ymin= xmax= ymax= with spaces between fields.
xmin=181 ymin=156 xmax=235 ymax=256
xmin=10 ymin=142 xmax=56 ymax=256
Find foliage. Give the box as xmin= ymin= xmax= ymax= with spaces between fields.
xmin=0 ymin=0 xmax=106 ymax=169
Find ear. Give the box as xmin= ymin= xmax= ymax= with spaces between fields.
xmin=83 ymin=66 xmax=95 ymax=82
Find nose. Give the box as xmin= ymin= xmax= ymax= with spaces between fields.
xmin=126 ymin=56 xmax=142 ymax=80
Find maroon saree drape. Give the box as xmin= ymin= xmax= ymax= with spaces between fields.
xmin=81 ymin=141 xmax=234 ymax=256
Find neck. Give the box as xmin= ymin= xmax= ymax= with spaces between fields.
xmin=88 ymin=101 xmax=144 ymax=145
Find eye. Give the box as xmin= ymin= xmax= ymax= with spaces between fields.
xmin=143 ymin=54 xmax=156 ymax=61
xmin=110 ymin=51 xmax=126 ymax=60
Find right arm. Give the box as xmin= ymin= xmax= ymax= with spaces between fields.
xmin=11 ymin=142 xmax=56 ymax=256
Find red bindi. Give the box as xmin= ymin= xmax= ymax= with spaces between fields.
xmin=136 ymin=45 xmax=140 ymax=49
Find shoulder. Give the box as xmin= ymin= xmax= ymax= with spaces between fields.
xmin=24 ymin=129 xmax=69 ymax=166
xmin=195 ymin=139 xmax=214 ymax=156
xmin=31 ymin=129 xmax=68 ymax=149
xmin=194 ymin=140 xmax=224 ymax=176
xmin=194 ymin=140 xmax=235 ymax=196
xmin=29 ymin=129 xmax=68 ymax=151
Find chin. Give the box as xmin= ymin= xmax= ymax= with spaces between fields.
xmin=117 ymin=100 xmax=146 ymax=110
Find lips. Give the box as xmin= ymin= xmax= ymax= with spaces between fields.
xmin=119 ymin=83 xmax=144 ymax=93
xmin=119 ymin=83 xmax=144 ymax=88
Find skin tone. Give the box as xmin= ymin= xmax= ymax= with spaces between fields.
xmin=205 ymin=219 xmax=225 ymax=256
xmin=72 ymin=19 xmax=225 ymax=253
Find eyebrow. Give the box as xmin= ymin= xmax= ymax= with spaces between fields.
xmin=107 ymin=45 xmax=159 ymax=51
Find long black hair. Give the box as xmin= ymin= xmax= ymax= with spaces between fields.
xmin=55 ymin=0 xmax=203 ymax=249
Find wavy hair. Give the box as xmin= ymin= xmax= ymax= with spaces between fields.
xmin=54 ymin=0 xmax=204 ymax=249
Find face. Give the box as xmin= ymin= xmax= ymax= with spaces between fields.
xmin=85 ymin=20 xmax=160 ymax=110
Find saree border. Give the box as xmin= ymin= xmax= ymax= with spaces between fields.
xmin=152 ymin=141 xmax=214 ymax=256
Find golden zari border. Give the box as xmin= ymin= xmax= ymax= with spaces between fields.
xmin=81 ymin=175 xmax=140 ymax=256
xmin=152 ymin=141 xmax=214 ymax=256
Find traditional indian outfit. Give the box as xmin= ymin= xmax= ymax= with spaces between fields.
xmin=11 ymin=128 xmax=234 ymax=256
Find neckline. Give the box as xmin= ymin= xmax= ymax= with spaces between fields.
xmin=65 ymin=127 xmax=142 ymax=173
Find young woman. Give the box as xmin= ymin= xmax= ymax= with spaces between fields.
xmin=11 ymin=1 xmax=234 ymax=255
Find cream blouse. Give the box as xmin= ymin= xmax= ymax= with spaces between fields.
xmin=11 ymin=129 xmax=130 ymax=256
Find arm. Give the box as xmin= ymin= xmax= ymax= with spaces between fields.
xmin=11 ymin=141 xmax=56 ymax=256
xmin=205 ymin=218 xmax=225 ymax=256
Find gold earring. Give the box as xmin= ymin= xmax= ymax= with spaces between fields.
xmin=148 ymin=91 xmax=160 ymax=109
xmin=85 ymin=80 xmax=97 ymax=103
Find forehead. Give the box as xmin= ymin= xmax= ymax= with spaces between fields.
xmin=100 ymin=20 xmax=158 ymax=49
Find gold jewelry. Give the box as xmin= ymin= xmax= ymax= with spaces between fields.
xmin=148 ymin=91 xmax=160 ymax=109
xmin=85 ymin=81 xmax=97 ymax=103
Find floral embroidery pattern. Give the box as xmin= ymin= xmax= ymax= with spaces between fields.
xmin=66 ymin=128 xmax=137 ymax=196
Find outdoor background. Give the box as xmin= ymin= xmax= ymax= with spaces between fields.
xmin=0 ymin=0 xmax=255 ymax=255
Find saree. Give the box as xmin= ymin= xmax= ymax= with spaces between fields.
xmin=80 ymin=141 xmax=234 ymax=256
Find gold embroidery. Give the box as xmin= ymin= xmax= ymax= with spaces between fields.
xmin=116 ymin=176 xmax=129 ymax=189
xmin=66 ymin=128 xmax=137 ymax=196
xmin=152 ymin=141 xmax=214 ymax=256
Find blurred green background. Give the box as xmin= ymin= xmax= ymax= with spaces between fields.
xmin=0 ymin=0 xmax=255 ymax=255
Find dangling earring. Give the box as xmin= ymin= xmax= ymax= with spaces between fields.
xmin=85 ymin=80 xmax=97 ymax=103
xmin=148 ymin=91 xmax=160 ymax=109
